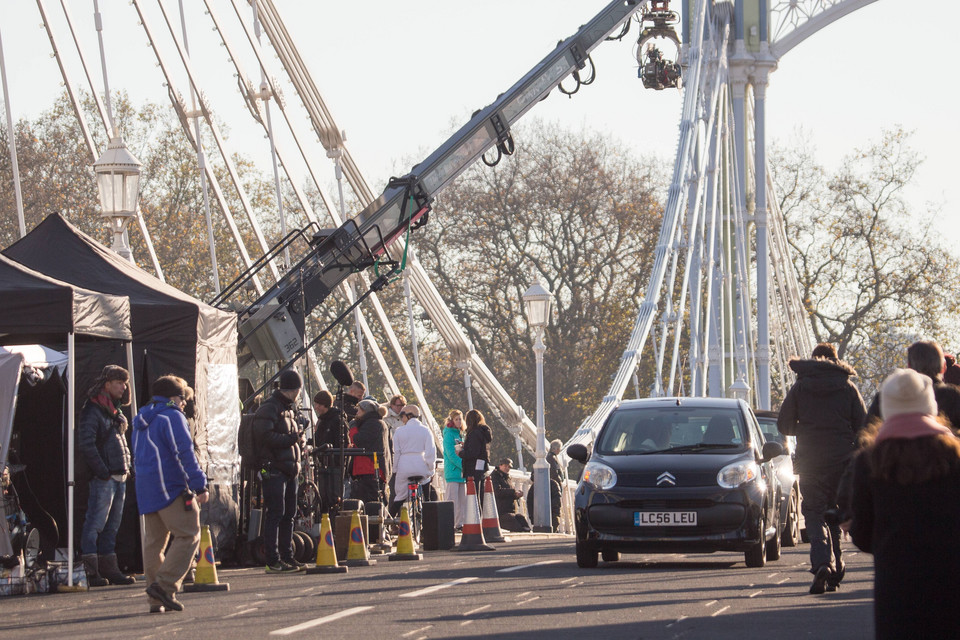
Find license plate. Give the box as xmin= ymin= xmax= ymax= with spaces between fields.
xmin=634 ymin=511 xmax=697 ymax=526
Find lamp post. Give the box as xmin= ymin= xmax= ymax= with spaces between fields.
xmin=93 ymin=136 xmax=142 ymax=263
xmin=523 ymin=276 xmax=553 ymax=532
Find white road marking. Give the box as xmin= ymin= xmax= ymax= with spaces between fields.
xmin=516 ymin=591 xmax=531 ymax=598
xmin=704 ymin=600 xmax=718 ymax=607
xmin=711 ymin=605 xmax=730 ymax=617
xmin=270 ymin=606 xmax=374 ymax=636
xmin=399 ymin=577 xmax=477 ymax=598
xmin=401 ymin=626 xmax=433 ymax=638
xmin=560 ymin=577 xmax=577 ymax=584
xmin=460 ymin=620 xmax=474 ymax=627
xmin=247 ymin=600 xmax=267 ymax=606
xmin=766 ymin=573 xmax=779 ymax=578
xmin=776 ymin=577 xmax=790 ymax=585
xmin=223 ymin=608 xmax=258 ymax=618
xmin=496 ymin=560 xmax=562 ymax=573
xmin=666 ymin=616 xmax=688 ymax=628
xmin=464 ymin=605 xmax=491 ymax=616
xmin=517 ymin=596 xmax=540 ymax=605
xmin=566 ymin=582 xmax=581 ymax=588
xmin=748 ymin=590 xmax=763 ymax=598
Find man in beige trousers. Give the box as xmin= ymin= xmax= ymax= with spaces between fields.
xmin=132 ymin=376 xmax=209 ymax=613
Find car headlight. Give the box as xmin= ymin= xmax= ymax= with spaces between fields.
xmin=582 ymin=460 xmax=617 ymax=490
xmin=717 ymin=461 xmax=759 ymax=488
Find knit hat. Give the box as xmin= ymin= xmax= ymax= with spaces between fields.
xmin=401 ymin=404 xmax=421 ymax=418
xmin=278 ymin=369 xmax=302 ymax=391
xmin=880 ymin=368 xmax=937 ymax=418
xmin=357 ymin=399 xmax=379 ymax=414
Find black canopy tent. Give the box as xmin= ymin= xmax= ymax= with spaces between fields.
xmin=4 ymin=214 xmax=241 ymax=557
xmin=0 ymin=252 xmax=132 ymax=585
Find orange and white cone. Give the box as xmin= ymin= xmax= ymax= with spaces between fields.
xmin=342 ymin=510 xmax=376 ymax=566
xmin=183 ymin=525 xmax=229 ymax=592
xmin=481 ymin=477 xmax=508 ymax=543
xmin=388 ymin=505 xmax=422 ymax=561
xmin=454 ymin=479 xmax=494 ymax=552
xmin=306 ymin=513 xmax=348 ymax=574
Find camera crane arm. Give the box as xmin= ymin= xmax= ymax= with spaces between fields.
xmin=237 ymin=0 xmax=647 ymax=366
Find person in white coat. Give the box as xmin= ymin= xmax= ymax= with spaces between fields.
xmin=390 ymin=404 xmax=437 ymax=516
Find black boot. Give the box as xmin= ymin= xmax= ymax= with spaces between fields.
xmin=82 ymin=554 xmax=108 ymax=587
xmin=809 ymin=565 xmax=830 ymax=594
xmin=99 ymin=553 xmax=136 ymax=585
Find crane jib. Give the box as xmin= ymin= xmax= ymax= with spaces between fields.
xmin=236 ymin=0 xmax=643 ymax=367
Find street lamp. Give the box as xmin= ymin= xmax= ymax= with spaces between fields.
xmin=523 ymin=276 xmax=553 ymax=532
xmin=93 ymin=136 xmax=142 ymax=263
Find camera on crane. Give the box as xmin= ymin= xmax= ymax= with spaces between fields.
xmin=636 ymin=0 xmax=682 ymax=90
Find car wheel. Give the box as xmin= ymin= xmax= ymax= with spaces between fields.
xmin=766 ymin=510 xmax=782 ymax=562
xmin=782 ymin=489 xmax=800 ymax=547
xmin=576 ymin=538 xmax=599 ymax=568
xmin=744 ymin=513 xmax=766 ymax=568
xmin=601 ymin=549 xmax=620 ymax=563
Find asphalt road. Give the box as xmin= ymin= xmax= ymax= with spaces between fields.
xmin=3 ymin=535 xmax=874 ymax=640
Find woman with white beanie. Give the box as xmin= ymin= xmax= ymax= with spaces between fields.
xmin=849 ymin=368 xmax=960 ymax=639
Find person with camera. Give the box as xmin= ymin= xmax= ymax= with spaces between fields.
xmin=132 ymin=375 xmax=208 ymax=613
xmin=77 ymin=364 xmax=135 ymax=588
xmin=491 ymin=458 xmax=531 ymax=532
xmin=253 ymin=369 xmax=306 ymax=574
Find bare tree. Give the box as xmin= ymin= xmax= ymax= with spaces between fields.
xmin=772 ymin=127 xmax=960 ymax=388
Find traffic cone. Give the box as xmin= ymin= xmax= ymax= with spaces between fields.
xmin=306 ymin=513 xmax=348 ymax=574
xmin=342 ymin=510 xmax=376 ymax=566
xmin=183 ymin=525 xmax=229 ymax=592
xmin=389 ymin=505 xmax=422 ymax=561
xmin=454 ymin=479 xmax=494 ymax=552
xmin=481 ymin=477 xmax=508 ymax=543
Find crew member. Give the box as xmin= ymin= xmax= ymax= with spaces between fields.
xmin=491 ymin=458 xmax=531 ymax=532
xmin=349 ymin=398 xmax=391 ymax=507
xmin=132 ymin=376 xmax=208 ymax=613
xmin=77 ymin=365 xmax=135 ymax=587
xmin=253 ymin=369 xmax=306 ymax=573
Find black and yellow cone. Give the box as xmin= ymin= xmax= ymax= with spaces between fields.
xmin=389 ymin=505 xmax=422 ymax=561
xmin=342 ymin=510 xmax=376 ymax=567
xmin=306 ymin=513 xmax=348 ymax=574
xmin=183 ymin=525 xmax=229 ymax=592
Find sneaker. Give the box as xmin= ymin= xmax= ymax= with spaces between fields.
xmin=145 ymin=583 xmax=184 ymax=612
xmin=281 ymin=558 xmax=307 ymax=571
xmin=809 ymin=565 xmax=831 ymax=595
xmin=265 ymin=561 xmax=300 ymax=574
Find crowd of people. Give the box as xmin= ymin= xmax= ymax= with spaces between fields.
xmin=778 ymin=339 xmax=960 ymax=638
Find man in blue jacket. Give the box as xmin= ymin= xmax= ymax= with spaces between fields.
xmin=132 ymin=375 xmax=208 ymax=613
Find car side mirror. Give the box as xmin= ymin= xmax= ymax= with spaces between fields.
xmin=761 ymin=441 xmax=784 ymax=461
xmin=567 ymin=443 xmax=589 ymax=464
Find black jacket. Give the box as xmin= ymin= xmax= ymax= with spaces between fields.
xmin=491 ymin=467 xmax=519 ymax=515
xmin=252 ymin=390 xmax=302 ymax=478
xmin=316 ymin=407 xmax=345 ymax=449
xmin=78 ymin=398 xmax=131 ymax=479
xmin=777 ymin=358 xmax=866 ymax=474
xmin=865 ymin=377 xmax=960 ymax=429
xmin=349 ymin=411 xmax=392 ymax=480
xmin=459 ymin=424 xmax=492 ymax=479
xmin=849 ymin=444 xmax=960 ymax=639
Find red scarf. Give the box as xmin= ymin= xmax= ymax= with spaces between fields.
xmin=90 ymin=392 xmax=119 ymax=417
xmin=875 ymin=413 xmax=955 ymax=443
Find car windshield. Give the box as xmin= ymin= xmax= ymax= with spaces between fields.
xmin=596 ymin=406 xmax=748 ymax=455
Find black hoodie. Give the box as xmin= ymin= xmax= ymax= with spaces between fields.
xmin=459 ymin=423 xmax=492 ymax=478
xmin=777 ymin=358 xmax=867 ymax=474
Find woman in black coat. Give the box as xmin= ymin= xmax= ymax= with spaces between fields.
xmin=849 ymin=368 xmax=960 ymax=639
xmin=458 ymin=409 xmax=492 ymax=501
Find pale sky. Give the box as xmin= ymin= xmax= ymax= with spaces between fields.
xmin=2 ymin=1 xmax=958 ymax=248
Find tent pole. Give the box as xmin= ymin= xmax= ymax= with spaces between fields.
xmin=125 ymin=341 xmax=138 ymax=415
xmin=67 ymin=332 xmax=75 ymax=586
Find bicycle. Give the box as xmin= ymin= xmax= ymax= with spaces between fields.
xmin=403 ymin=475 xmax=426 ymax=544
